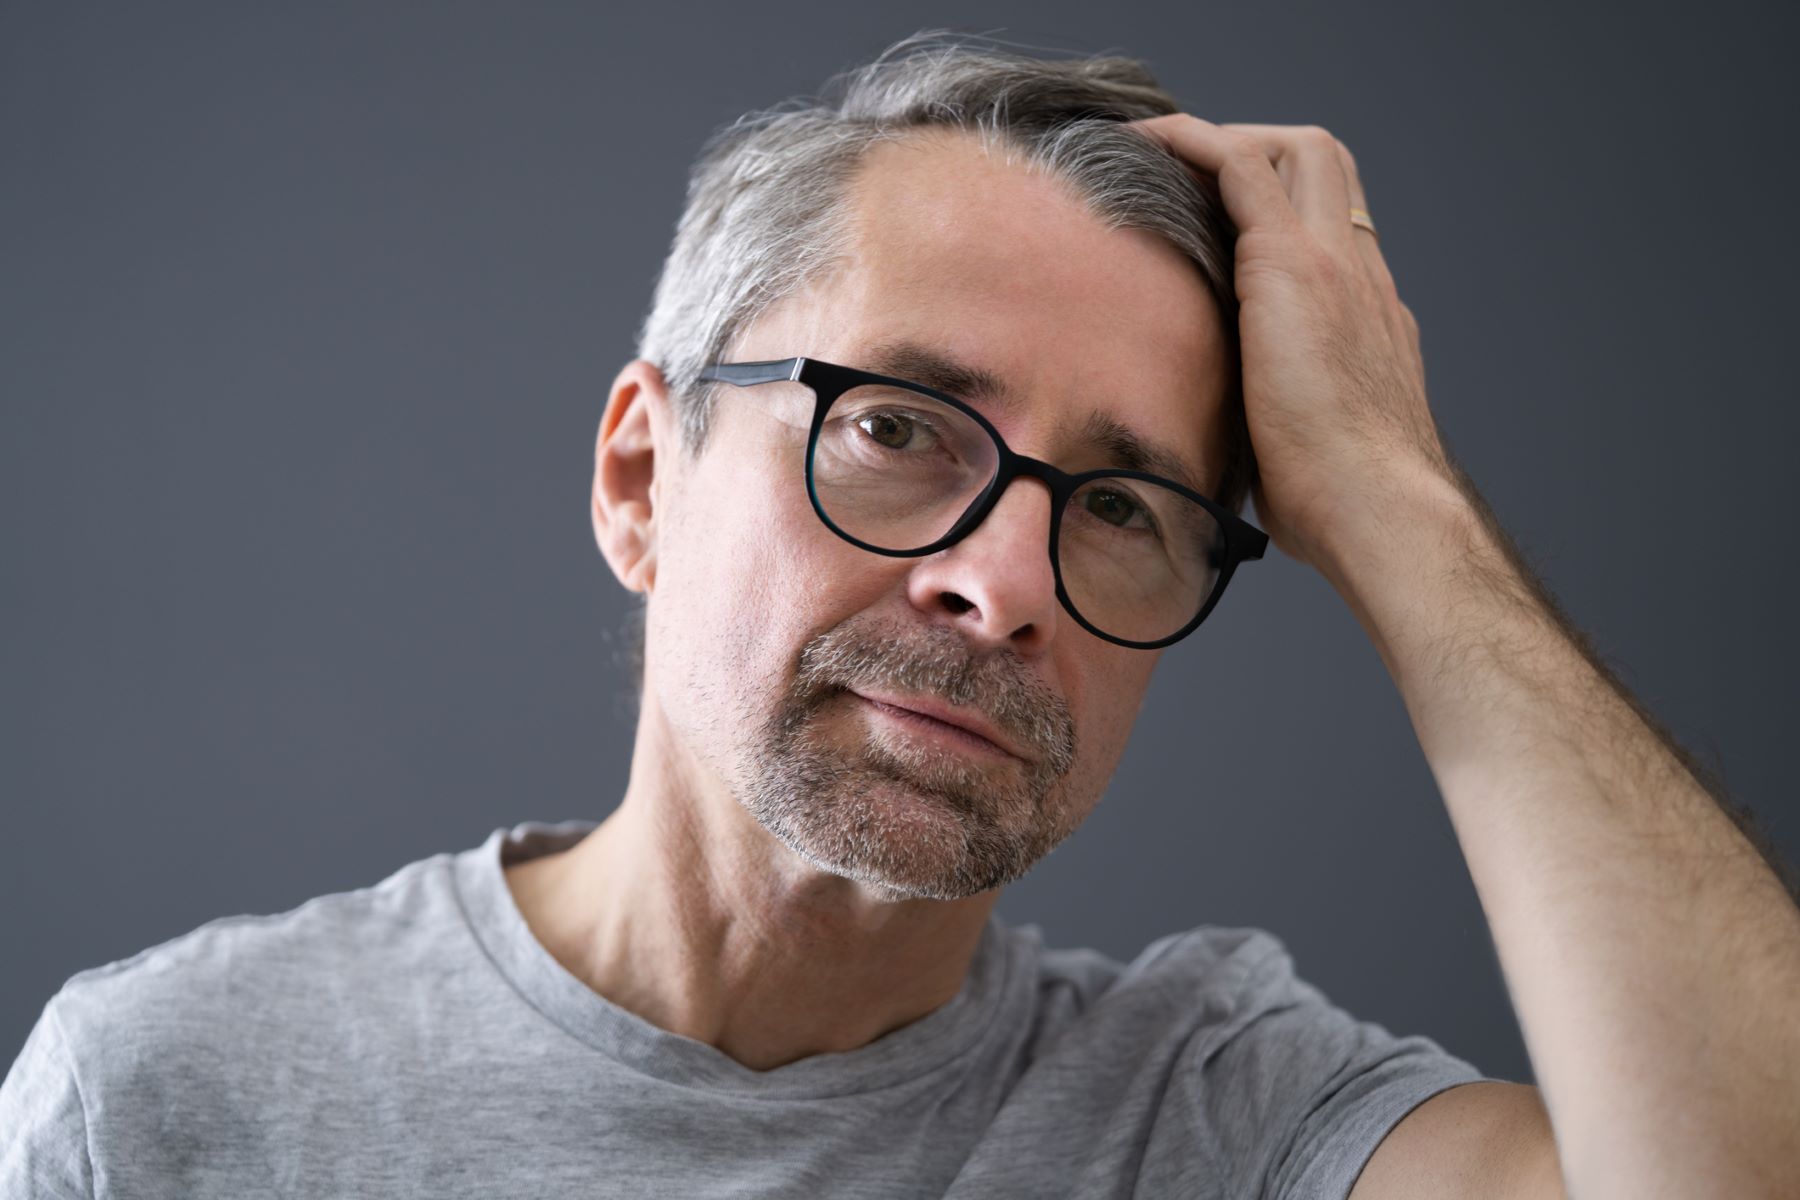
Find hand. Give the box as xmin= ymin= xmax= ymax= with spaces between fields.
xmin=1124 ymin=115 xmax=1456 ymax=572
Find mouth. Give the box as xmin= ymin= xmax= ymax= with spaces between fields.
xmin=848 ymin=690 xmax=1025 ymax=763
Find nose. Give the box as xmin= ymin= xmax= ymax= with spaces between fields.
xmin=904 ymin=474 xmax=1060 ymax=656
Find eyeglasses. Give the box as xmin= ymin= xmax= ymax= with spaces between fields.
xmin=694 ymin=356 xmax=1268 ymax=649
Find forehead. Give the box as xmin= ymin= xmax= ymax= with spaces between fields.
xmin=751 ymin=130 xmax=1233 ymax=477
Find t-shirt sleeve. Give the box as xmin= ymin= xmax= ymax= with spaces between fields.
xmin=1199 ymin=971 xmax=1491 ymax=1200
xmin=0 ymin=994 xmax=96 ymax=1199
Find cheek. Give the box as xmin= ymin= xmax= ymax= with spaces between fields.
xmin=713 ymin=432 xmax=910 ymax=626
xmin=1064 ymin=653 xmax=1155 ymax=784
xmin=651 ymin=443 xmax=892 ymax=712
xmin=658 ymin=462 xmax=792 ymax=658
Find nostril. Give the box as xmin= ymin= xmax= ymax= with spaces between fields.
xmin=941 ymin=592 xmax=974 ymax=615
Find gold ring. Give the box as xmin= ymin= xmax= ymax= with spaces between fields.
xmin=1349 ymin=207 xmax=1378 ymax=239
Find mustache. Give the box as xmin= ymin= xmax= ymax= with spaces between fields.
xmin=785 ymin=615 xmax=1077 ymax=776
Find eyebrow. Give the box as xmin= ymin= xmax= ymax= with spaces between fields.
xmin=856 ymin=339 xmax=1212 ymax=495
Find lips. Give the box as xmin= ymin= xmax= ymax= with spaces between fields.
xmin=849 ymin=689 xmax=1026 ymax=761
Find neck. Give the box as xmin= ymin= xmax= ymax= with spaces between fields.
xmin=503 ymin=693 xmax=999 ymax=1071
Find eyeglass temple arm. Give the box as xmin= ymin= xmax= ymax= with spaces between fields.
xmin=694 ymin=359 xmax=802 ymax=387
xmin=1236 ymin=523 xmax=1269 ymax=560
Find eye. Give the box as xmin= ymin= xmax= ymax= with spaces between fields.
xmin=1081 ymin=487 xmax=1151 ymax=529
xmin=854 ymin=409 xmax=940 ymax=452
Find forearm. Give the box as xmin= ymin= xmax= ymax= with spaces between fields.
xmin=1318 ymin=463 xmax=1800 ymax=1199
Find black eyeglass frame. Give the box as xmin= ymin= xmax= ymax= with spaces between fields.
xmin=695 ymin=355 xmax=1269 ymax=650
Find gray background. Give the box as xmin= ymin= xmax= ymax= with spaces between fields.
xmin=5 ymin=1 xmax=1796 ymax=1087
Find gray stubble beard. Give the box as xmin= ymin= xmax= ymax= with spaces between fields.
xmin=736 ymin=615 xmax=1082 ymax=901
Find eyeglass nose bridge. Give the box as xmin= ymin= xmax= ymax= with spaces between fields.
xmin=935 ymin=445 xmax=1079 ymax=560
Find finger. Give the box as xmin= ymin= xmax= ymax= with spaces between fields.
xmin=1328 ymin=139 xmax=1417 ymax=367
xmin=1333 ymin=137 xmax=1369 ymax=213
xmin=1329 ymin=138 xmax=1394 ymax=291
xmin=1218 ymin=123 xmax=1356 ymax=256
xmin=1126 ymin=113 xmax=1302 ymax=240
xmin=1224 ymin=125 xmax=1413 ymax=359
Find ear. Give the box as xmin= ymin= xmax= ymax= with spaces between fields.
xmin=593 ymin=359 xmax=675 ymax=595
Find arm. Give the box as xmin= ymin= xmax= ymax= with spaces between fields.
xmin=1129 ymin=113 xmax=1800 ymax=1199
xmin=1353 ymin=1080 xmax=1565 ymax=1200
xmin=1331 ymin=457 xmax=1800 ymax=1199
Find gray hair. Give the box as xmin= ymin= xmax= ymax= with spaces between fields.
xmin=616 ymin=30 xmax=1251 ymax=699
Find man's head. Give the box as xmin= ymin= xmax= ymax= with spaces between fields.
xmin=596 ymin=31 xmax=1244 ymax=903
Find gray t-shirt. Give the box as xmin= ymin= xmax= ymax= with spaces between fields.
xmin=3 ymin=819 xmax=1490 ymax=1198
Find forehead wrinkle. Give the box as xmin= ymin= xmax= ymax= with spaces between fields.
xmin=850 ymin=337 xmax=1211 ymax=495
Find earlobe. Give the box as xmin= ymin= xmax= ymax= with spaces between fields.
xmin=593 ymin=359 xmax=669 ymax=596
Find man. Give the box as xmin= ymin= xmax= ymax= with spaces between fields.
xmin=5 ymin=29 xmax=1797 ymax=1199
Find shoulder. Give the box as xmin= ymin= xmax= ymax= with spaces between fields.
xmin=1021 ymin=921 xmax=1492 ymax=1196
xmin=1035 ymin=922 xmax=1306 ymax=1023
xmin=1 ymin=987 xmax=93 ymax=1197
xmin=1116 ymin=923 xmax=1298 ymax=999
xmin=1018 ymin=921 xmax=1319 ymax=1066
xmin=47 ymin=847 xmax=464 ymax=1095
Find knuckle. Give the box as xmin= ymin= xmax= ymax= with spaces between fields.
xmin=1228 ymin=132 xmax=1265 ymax=160
xmin=1301 ymin=124 xmax=1336 ymax=146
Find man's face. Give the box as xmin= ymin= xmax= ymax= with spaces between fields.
xmin=642 ymin=129 xmax=1233 ymax=902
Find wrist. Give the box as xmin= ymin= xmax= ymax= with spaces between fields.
xmin=1312 ymin=464 xmax=1479 ymax=591
xmin=1310 ymin=464 xmax=1499 ymax=674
